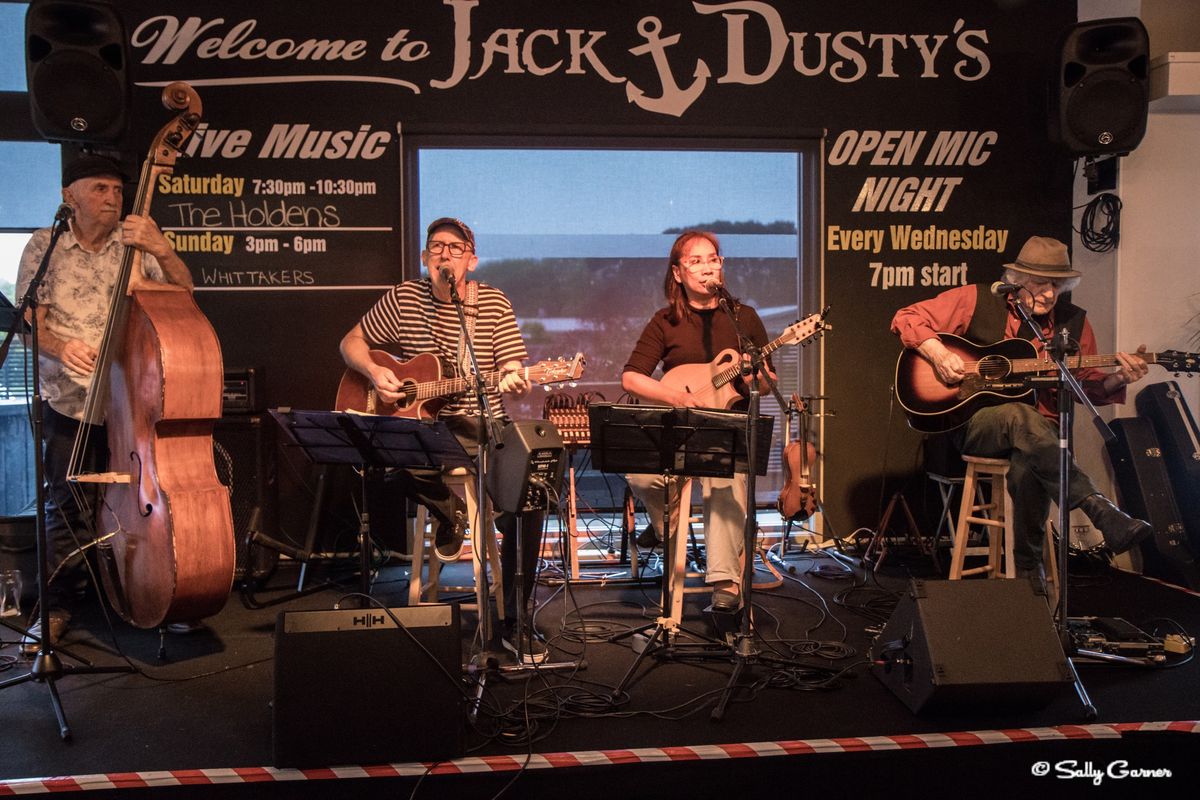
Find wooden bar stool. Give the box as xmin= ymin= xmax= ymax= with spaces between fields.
xmin=644 ymin=477 xmax=772 ymax=626
xmin=947 ymin=456 xmax=1057 ymax=591
xmin=408 ymin=467 xmax=505 ymax=623
xmin=948 ymin=456 xmax=1015 ymax=579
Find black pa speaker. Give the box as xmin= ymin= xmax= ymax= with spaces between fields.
xmin=273 ymin=604 xmax=465 ymax=767
xmin=1048 ymin=17 xmax=1149 ymax=156
xmin=25 ymin=1 xmax=128 ymax=143
xmin=487 ymin=420 xmax=565 ymax=513
xmin=870 ymin=579 xmax=1072 ymax=714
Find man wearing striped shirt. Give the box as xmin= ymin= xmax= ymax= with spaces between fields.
xmin=339 ymin=217 xmax=547 ymax=661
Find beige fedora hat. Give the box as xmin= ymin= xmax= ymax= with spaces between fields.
xmin=1004 ymin=236 xmax=1081 ymax=278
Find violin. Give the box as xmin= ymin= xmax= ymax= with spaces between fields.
xmin=777 ymin=393 xmax=819 ymax=522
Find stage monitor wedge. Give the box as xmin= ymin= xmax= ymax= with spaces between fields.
xmin=1048 ymin=16 xmax=1149 ymax=156
xmin=871 ymin=579 xmax=1072 ymax=714
xmin=26 ymin=0 xmax=128 ymax=143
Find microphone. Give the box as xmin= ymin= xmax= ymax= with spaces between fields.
xmin=704 ymin=278 xmax=722 ymax=294
xmin=439 ymin=267 xmax=454 ymax=285
xmin=990 ymin=281 xmax=1022 ymax=296
xmin=54 ymin=203 xmax=73 ymax=223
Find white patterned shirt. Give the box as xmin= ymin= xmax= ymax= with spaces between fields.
xmin=15 ymin=224 xmax=164 ymax=421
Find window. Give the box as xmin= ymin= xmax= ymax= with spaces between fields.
xmin=2 ymin=2 xmax=61 ymax=517
xmin=413 ymin=140 xmax=821 ymax=507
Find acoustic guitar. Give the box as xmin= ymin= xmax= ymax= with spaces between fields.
xmin=336 ymin=351 xmax=586 ymax=418
xmin=659 ymin=311 xmax=830 ymax=409
xmin=895 ymin=333 xmax=1200 ymax=433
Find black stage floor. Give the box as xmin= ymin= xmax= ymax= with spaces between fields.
xmin=2 ymin=545 xmax=1199 ymax=798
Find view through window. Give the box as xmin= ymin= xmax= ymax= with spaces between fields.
xmin=1 ymin=2 xmax=62 ymax=516
xmin=417 ymin=144 xmax=820 ymax=508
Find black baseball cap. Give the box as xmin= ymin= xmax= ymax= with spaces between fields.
xmin=62 ymin=155 xmax=128 ymax=187
xmin=425 ymin=217 xmax=475 ymax=250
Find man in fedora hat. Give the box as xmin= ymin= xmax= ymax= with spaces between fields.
xmin=891 ymin=235 xmax=1152 ymax=578
xmin=14 ymin=154 xmax=194 ymax=654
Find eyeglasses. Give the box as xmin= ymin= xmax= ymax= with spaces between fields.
xmin=426 ymin=240 xmax=473 ymax=257
xmin=678 ymin=255 xmax=724 ymax=272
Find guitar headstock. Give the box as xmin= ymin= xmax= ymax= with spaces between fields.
xmin=530 ymin=352 xmax=587 ymax=387
xmin=779 ymin=308 xmax=832 ymax=347
xmin=1159 ymin=350 xmax=1200 ymax=374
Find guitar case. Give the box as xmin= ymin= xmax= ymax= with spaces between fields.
xmin=1135 ymin=381 xmax=1200 ymax=555
xmin=1107 ymin=417 xmax=1200 ymax=589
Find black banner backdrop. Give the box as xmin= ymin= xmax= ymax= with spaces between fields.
xmin=103 ymin=0 xmax=1077 ymax=532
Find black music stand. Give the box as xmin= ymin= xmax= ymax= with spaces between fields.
xmin=589 ymin=403 xmax=772 ymax=698
xmin=269 ymin=409 xmax=473 ymax=603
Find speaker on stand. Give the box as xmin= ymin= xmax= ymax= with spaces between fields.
xmin=25 ymin=1 xmax=128 ymax=143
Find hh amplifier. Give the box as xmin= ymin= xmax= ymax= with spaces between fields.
xmin=871 ymin=579 xmax=1071 ymax=714
xmin=1108 ymin=417 xmax=1200 ymax=589
xmin=487 ymin=420 xmax=565 ymax=513
xmin=273 ymin=604 xmax=464 ymax=767
xmin=1136 ymin=382 xmax=1200 ymax=554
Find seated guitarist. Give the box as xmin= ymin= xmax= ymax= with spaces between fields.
xmin=891 ymin=235 xmax=1152 ymax=578
xmin=339 ymin=217 xmax=547 ymax=663
xmin=621 ymin=230 xmax=775 ymax=611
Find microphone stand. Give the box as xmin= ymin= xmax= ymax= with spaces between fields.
xmin=442 ymin=272 xmax=507 ymax=685
xmin=0 ymin=208 xmax=132 ymax=740
xmin=1009 ymin=297 xmax=1111 ymax=721
xmin=709 ymin=288 xmax=794 ymax=721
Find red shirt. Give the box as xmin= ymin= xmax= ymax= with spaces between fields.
xmin=891 ymin=284 xmax=1125 ymax=419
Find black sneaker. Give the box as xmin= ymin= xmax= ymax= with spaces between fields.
xmin=635 ymin=524 xmax=662 ymax=549
xmin=434 ymin=505 xmax=468 ymax=564
xmin=502 ymin=623 xmax=549 ymax=665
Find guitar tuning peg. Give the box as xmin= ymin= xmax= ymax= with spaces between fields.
xmin=569 ymin=382 xmax=577 ymax=388
xmin=543 ymin=385 xmax=551 ymax=392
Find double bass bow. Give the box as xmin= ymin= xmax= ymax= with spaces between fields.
xmin=71 ymin=83 xmax=234 ymax=628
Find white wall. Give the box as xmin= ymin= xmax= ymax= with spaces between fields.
xmin=1068 ymin=1 xmax=1200 ymax=556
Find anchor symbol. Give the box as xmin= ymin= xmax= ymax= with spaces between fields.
xmin=625 ymin=17 xmax=711 ymax=118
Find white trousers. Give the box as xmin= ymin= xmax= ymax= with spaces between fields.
xmin=625 ymin=472 xmax=748 ymax=586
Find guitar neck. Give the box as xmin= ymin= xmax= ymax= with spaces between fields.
xmin=1006 ymin=352 xmax=1162 ymax=375
xmin=416 ymin=369 xmax=504 ymax=401
xmin=711 ymin=334 xmax=789 ymax=389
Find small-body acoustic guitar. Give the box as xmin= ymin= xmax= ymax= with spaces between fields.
xmin=659 ymin=311 xmax=830 ymax=409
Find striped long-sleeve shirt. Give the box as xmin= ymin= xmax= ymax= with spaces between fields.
xmin=358 ymin=278 xmax=527 ymax=419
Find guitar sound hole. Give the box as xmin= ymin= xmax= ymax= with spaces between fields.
xmin=977 ymin=356 xmax=1011 ymax=380
xmin=397 ymin=382 xmax=417 ymax=406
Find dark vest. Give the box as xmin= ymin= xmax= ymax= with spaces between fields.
xmin=964 ymin=284 xmax=1087 ymax=345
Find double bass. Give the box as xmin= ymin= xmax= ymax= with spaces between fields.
xmin=776 ymin=393 xmax=818 ymax=522
xmin=71 ymin=83 xmax=234 ymax=628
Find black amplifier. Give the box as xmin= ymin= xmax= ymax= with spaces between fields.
xmin=222 ymin=367 xmax=261 ymax=414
